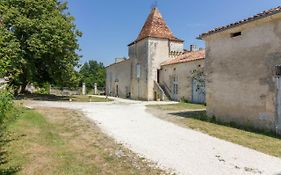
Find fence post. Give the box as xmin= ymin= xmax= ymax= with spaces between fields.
xmin=94 ymin=83 xmax=97 ymax=95
xmin=82 ymin=83 xmax=86 ymax=95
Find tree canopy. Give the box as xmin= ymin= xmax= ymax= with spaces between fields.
xmin=79 ymin=60 xmax=106 ymax=89
xmin=0 ymin=0 xmax=82 ymax=91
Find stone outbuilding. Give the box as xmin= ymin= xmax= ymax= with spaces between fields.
xmin=160 ymin=48 xmax=205 ymax=103
xmin=106 ymin=7 xmax=205 ymax=102
xmin=106 ymin=58 xmax=132 ymax=98
xmin=199 ymin=6 xmax=281 ymax=134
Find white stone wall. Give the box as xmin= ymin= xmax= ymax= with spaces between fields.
xmin=129 ymin=37 xmax=184 ymax=100
xmin=130 ymin=39 xmax=149 ymax=100
xmin=169 ymin=41 xmax=184 ymax=52
xmin=203 ymin=13 xmax=281 ymax=131
xmin=106 ymin=59 xmax=132 ymax=98
xmin=160 ymin=60 xmax=205 ymax=101
xmin=147 ymin=38 xmax=171 ymax=100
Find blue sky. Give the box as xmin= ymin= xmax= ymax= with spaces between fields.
xmin=67 ymin=0 xmax=281 ymax=66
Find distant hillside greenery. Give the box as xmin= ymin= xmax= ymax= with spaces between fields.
xmin=79 ymin=60 xmax=106 ymax=89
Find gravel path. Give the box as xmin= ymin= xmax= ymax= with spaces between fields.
xmin=27 ymin=99 xmax=281 ymax=175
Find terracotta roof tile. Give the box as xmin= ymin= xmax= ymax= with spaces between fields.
xmin=199 ymin=6 xmax=281 ymax=39
xmin=129 ymin=8 xmax=183 ymax=45
xmin=161 ymin=50 xmax=205 ymax=66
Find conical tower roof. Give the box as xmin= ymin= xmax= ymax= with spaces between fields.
xmin=129 ymin=8 xmax=183 ymax=45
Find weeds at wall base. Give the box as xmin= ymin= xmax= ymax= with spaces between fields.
xmin=188 ymin=112 xmax=281 ymax=139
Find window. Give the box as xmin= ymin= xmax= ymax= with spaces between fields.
xmin=231 ymin=32 xmax=242 ymax=38
xmin=173 ymin=84 xmax=178 ymax=95
xmin=136 ymin=64 xmax=141 ymax=78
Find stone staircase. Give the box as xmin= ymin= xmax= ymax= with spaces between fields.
xmin=153 ymin=81 xmax=170 ymax=101
xmin=160 ymin=82 xmax=173 ymax=100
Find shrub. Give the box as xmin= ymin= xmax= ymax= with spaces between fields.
xmin=35 ymin=83 xmax=50 ymax=95
xmin=0 ymin=90 xmax=14 ymax=125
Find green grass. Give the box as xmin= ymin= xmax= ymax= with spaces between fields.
xmin=0 ymin=108 xmax=165 ymax=175
xmin=148 ymin=102 xmax=206 ymax=111
xmin=178 ymin=112 xmax=281 ymax=158
xmin=17 ymin=94 xmax=113 ymax=103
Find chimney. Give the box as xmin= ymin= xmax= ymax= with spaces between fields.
xmin=190 ymin=44 xmax=198 ymax=52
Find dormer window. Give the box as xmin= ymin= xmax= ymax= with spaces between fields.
xmin=231 ymin=32 xmax=242 ymax=38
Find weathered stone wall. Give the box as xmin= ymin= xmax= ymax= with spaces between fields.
xmin=106 ymin=59 xmax=131 ymax=98
xmin=129 ymin=38 xmax=179 ymax=100
xmin=203 ymin=14 xmax=281 ymax=131
xmin=169 ymin=41 xmax=184 ymax=52
xmin=160 ymin=60 xmax=205 ymax=101
xmin=130 ymin=39 xmax=149 ymax=100
xmin=147 ymin=38 xmax=171 ymax=100
xmin=50 ymin=88 xmax=81 ymax=96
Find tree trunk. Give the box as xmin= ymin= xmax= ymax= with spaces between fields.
xmin=20 ymin=83 xmax=28 ymax=94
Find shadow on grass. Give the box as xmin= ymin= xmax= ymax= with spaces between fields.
xmin=16 ymin=93 xmax=69 ymax=101
xmin=169 ymin=110 xmax=281 ymax=139
xmin=0 ymin=132 xmax=23 ymax=175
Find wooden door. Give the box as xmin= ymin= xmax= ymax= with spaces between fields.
xmin=192 ymin=79 xmax=205 ymax=104
xmin=277 ymin=76 xmax=281 ymax=132
xmin=115 ymin=84 xmax=119 ymax=97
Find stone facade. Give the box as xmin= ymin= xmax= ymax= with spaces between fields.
xmin=160 ymin=59 xmax=205 ymax=102
xmin=106 ymin=59 xmax=132 ymax=98
xmin=129 ymin=37 xmax=184 ymax=100
xmin=200 ymin=9 xmax=281 ymax=132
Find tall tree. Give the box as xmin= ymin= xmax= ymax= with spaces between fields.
xmin=0 ymin=26 xmax=22 ymax=79
xmin=0 ymin=0 xmax=82 ymax=92
xmin=79 ymin=60 xmax=106 ymax=89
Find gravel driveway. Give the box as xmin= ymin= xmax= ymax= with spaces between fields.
xmin=28 ymin=98 xmax=281 ymax=175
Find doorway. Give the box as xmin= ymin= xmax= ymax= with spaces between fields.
xmin=172 ymin=76 xmax=178 ymax=100
xmin=192 ymin=78 xmax=205 ymax=104
xmin=276 ymin=65 xmax=281 ymax=133
xmin=115 ymin=84 xmax=119 ymax=97
xmin=157 ymin=69 xmax=160 ymax=83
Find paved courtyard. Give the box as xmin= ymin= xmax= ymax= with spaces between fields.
xmin=28 ymin=98 xmax=281 ymax=175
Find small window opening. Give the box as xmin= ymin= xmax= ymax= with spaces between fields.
xmin=198 ymin=65 xmax=201 ymax=68
xmin=173 ymin=68 xmax=176 ymax=71
xmin=231 ymin=32 xmax=242 ymax=38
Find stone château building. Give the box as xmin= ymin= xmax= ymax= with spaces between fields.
xmin=106 ymin=8 xmax=205 ymax=102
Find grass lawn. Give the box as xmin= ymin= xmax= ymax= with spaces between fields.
xmin=17 ymin=94 xmax=113 ymax=102
xmin=148 ymin=102 xmax=206 ymax=111
xmin=147 ymin=105 xmax=281 ymax=158
xmin=0 ymin=108 xmax=165 ymax=175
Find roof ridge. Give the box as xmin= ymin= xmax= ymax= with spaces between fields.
xmin=129 ymin=8 xmax=183 ymax=45
xmin=199 ymin=6 xmax=281 ymax=39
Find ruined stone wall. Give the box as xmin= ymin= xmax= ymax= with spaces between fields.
xmin=106 ymin=59 xmax=131 ymax=98
xmin=204 ymin=14 xmax=281 ymax=131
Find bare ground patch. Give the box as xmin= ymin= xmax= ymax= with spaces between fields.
xmin=3 ymin=107 xmax=167 ymax=175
